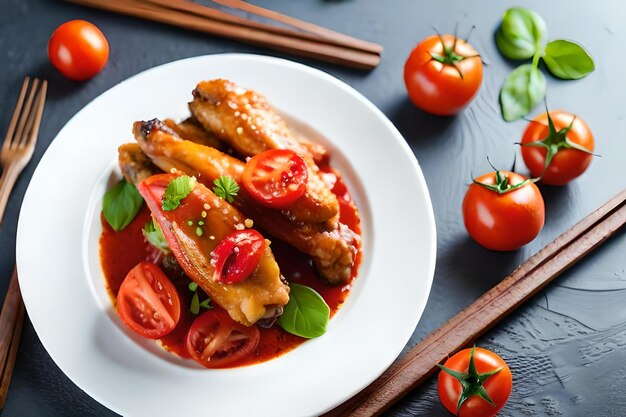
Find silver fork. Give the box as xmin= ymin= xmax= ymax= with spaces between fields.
xmin=0 ymin=77 xmax=48 ymax=223
xmin=0 ymin=76 xmax=47 ymax=409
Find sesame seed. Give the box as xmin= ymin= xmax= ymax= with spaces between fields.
xmin=236 ymin=127 xmax=243 ymax=135
xmin=209 ymin=235 xmax=215 ymax=240
xmin=203 ymin=203 xmax=210 ymax=210
xmin=235 ymin=223 xmax=245 ymax=230
xmin=244 ymin=218 xmax=254 ymax=228
xmin=201 ymin=211 xmax=207 ymax=218
xmin=170 ymin=168 xmax=176 ymax=174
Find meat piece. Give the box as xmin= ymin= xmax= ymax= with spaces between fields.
xmin=134 ymin=120 xmax=360 ymax=284
xmin=162 ymin=117 xmax=224 ymax=150
xmin=138 ymin=173 xmax=290 ymax=326
xmin=117 ymin=143 xmax=159 ymax=185
xmin=189 ymin=79 xmax=339 ymax=224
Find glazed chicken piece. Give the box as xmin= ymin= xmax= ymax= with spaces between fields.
xmin=134 ymin=120 xmax=360 ymax=284
xmin=162 ymin=118 xmax=224 ymax=150
xmin=137 ymin=173 xmax=290 ymax=326
xmin=118 ymin=143 xmax=158 ymax=185
xmin=189 ymin=79 xmax=339 ymax=224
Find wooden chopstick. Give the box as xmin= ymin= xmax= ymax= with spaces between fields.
xmin=211 ymin=0 xmax=383 ymax=55
xmin=65 ymin=0 xmax=381 ymax=70
xmin=0 ymin=268 xmax=24 ymax=410
xmin=325 ymin=187 xmax=626 ymax=417
xmin=0 ymin=296 xmax=24 ymax=409
xmin=143 ymin=0 xmax=382 ymax=55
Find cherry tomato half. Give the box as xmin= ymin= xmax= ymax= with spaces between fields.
xmin=211 ymin=229 xmax=265 ymax=284
xmin=116 ymin=262 xmax=181 ymax=339
xmin=438 ymin=347 xmax=512 ymax=417
xmin=404 ymin=34 xmax=483 ymax=115
xmin=186 ymin=309 xmax=260 ymax=368
xmin=463 ymin=171 xmax=545 ymax=251
xmin=48 ymin=20 xmax=109 ymax=81
xmin=242 ymin=149 xmax=308 ymax=208
xmin=521 ymin=111 xmax=595 ymax=185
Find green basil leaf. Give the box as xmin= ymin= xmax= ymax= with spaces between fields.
xmin=278 ymin=283 xmax=330 ymax=339
xmin=496 ymin=7 xmax=547 ymax=60
xmin=543 ymin=39 xmax=595 ymax=80
xmin=142 ymin=218 xmax=169 ymax=252
xmin=102 ymin=179 xmax=144 ymax=231
xmin=162 ymin=175 xmax=195 ymax=211
xmin=500 ymin=64 xmax=546 ymax=121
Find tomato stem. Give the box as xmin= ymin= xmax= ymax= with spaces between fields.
xmin=437 ymin=346 xmax=502 ymax=414
xmin=520 ymin=105 xmax=597 ymax=179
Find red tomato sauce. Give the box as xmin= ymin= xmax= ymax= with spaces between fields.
xmin=99 ymin=168 xmax=361 ymax=367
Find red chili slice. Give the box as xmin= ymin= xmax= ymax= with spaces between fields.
xmin=211 ymin=229 xmax=265 ymax=284
xmin=241 ymin=149 xmax=308 ymax=208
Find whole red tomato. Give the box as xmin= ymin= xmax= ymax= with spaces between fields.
xmin=48 ymin=20 xmax=109 ymax=81
xmin=463 ymin=170 xmax=544 ymax=251
xmin=521 ymin=111 xmax=594 ymax=185
xmin=404 ymin=34 xmax=483 ymax=115
xmin=438 ymin=347 xmax=512 ymax=417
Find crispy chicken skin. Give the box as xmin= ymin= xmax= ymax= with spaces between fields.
xmin=137 ymin=173 xmax=290 ymax=326
xmin=162 ymin=118 xmax=224 ymax=150
xmin=118 ymin=143 xmax=158 ymax=185
xmin=134 ymin=120 xmax=360 ymax=284
xmin=189 ymin=79 xmax=339 ymax=224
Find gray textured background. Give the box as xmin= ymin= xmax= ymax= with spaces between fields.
xmin=1 ymin=0 xmax=625 ymax=416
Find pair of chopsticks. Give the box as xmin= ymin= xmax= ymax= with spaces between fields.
xmin=326 ymin=187 xmax=626 ymax=416
xmin=64 ymin=0 xmax=383 ymax=70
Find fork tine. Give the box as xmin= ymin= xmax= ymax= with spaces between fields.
xmin=11 ymin=78 xmax=40 ymax=150
xmin=2 ymin=77 xmax=30 ymax=153
xmin=19 ymin=80 xmax=47 ymax=149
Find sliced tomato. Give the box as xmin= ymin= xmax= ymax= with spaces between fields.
xmin=117 ymin=262 xmax=181 ymax=339
xmin=241 ymin=149 xmax=308 ymax=208
xmin=211 ymin=230 xmax=265 ymax=284
xmin=186 ymin=309 xmax=260 ymax=368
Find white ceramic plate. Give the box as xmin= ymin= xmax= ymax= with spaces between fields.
xmin=16 ymin=54 xmax=436 ymax=417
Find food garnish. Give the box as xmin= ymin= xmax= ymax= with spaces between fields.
xmin=496 ymin=7 xmax=595 ymax=121
xmin=437 ymin=346 xmax=512 ymax=417
xmin=241 ymin=149 xmax=308 ymax=208
xmin=162 ymin=175 xmax=196 ymax=211
xmin=186 ymin=310 xmax=260 ymax=369
xmin=278 ymin=283 xmax=330 ymax=339
xmin=116 ymin=262 xmax=181 ymax=339
xmin=213 ymin=175 xmax=239 ymax=203
xmin=142 ymin=218 xmax=169 ymax=252
xmin=520 ymin=109 xmax=595 ymax=185
xmin=211 ymin=230 xmax=265 ymax=284
xmin=102 ymin=179 xmax=143 ymax=231
xmin=188 ymin=282 xmax=212 ymax=315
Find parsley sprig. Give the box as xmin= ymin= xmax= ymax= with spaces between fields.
xmin=162 ymin=175 xmax=195 ymax=211
xmin=213 ymin=176 xmax=239 ymax=203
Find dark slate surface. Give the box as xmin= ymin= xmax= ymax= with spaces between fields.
xmin=1 ymin=0 xmax=625 ymax=416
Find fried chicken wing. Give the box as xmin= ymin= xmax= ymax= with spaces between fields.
xmin=163 ymin=118 xmax=223 ymax=150
xmin=137 ymin=173 xmax=290 ymax=326
xmin=189 ymin=79 xmax=339 ymax=224
xmin=134 ymin=120 xmax=360 ymax=284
